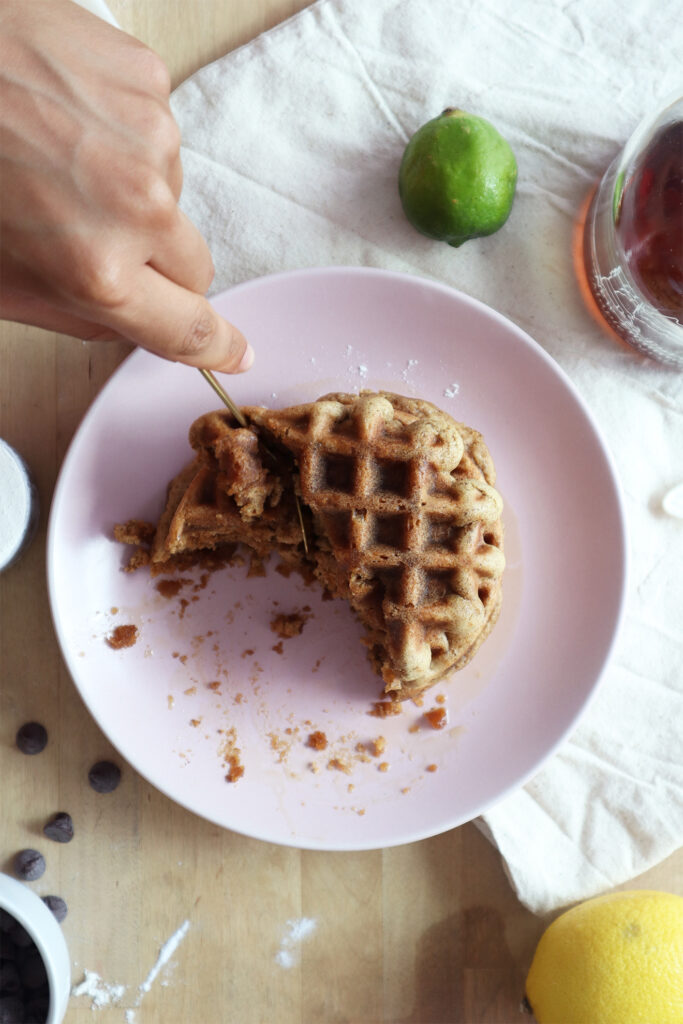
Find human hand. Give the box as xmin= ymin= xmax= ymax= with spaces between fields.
xmin=0 ymin=0 xmax=253 ymax=372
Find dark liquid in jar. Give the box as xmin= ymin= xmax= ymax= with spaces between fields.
xmin=616 ymin=120 xmax=683 ymax=319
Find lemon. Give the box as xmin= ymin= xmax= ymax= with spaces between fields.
xmin=525 ymin=889 xmax=683 ymax=1024
xmin=398 ymin=107 xmax=517 ymax=247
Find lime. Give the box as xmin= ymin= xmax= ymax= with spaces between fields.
xmin=398 ymin=108 xmax=517 ymax=247
xmin=525 ymin=889 xmax=683 ymax=1024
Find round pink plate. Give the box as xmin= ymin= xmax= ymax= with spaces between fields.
xmin=47 ymin=267 xmax=627 ymax=850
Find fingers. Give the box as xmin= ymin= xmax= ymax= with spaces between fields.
xmin=0 ymin=288 xmax=125 ymax=342
xmin=167 ymin=149 xmax=184 ymax=201
xmin=148 ymin=207 xmax=214 ymax=295
xmin=99 ymin=264 xmax=254 ymax=373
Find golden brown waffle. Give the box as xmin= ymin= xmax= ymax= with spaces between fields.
xmin=147 ymin=391 xmax=505 ymax=701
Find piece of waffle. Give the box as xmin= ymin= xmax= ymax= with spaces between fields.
xmin=147 ymin=391 xmax=505 ymax=700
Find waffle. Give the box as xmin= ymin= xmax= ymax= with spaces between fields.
xmin=147 ymin=391 xmax=505 ymax=701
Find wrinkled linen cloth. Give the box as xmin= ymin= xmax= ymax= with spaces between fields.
xmin=162 ymin=0 xmax=683 ymax=914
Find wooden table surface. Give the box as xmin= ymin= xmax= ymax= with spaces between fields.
xmin=1 ymin=2 xmax=681 ymax=1022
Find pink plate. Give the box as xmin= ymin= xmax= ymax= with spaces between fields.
xmin=47 ymin=267 xmax=627 ymax=850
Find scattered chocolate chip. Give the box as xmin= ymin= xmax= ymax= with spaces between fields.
xmin=12 ymin=849 xmax=46 ymax=882
xmin=15 ymin=722 xmax=47 ymax=755
xmin=43 ymin=811 xmax=74 ymax=844
xmin=88 ymin=760 xmax=121 ymax=793
xmin=41 ymin=895 xmax=67 ymax=924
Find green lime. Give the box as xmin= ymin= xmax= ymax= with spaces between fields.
xmin=398 ymin=108 xmax=517 ymax=247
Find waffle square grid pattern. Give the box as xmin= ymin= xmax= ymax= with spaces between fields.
xmin=137 ymin=391 xmax=506 ymax=701
xmin=248 ymin=393 xmax=506 ymax=698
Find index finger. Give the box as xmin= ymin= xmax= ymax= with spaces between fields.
xmin=97 ymin=265 xmax=254 ymax=373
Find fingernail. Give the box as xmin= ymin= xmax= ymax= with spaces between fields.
xmin=236 ymin=343 xmax=255 ymax=373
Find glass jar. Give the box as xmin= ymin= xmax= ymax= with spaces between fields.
xmin=580 ymin=93 xmax=683 ymax=368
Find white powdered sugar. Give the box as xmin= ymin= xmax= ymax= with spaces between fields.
xmin=0 ymin=440 xmax=35 ymax=569
xmin=275 ymin=917 xmax=317 ymax=968
xmin=443 ymin=382 xmax=460 ymax=398
xmin=136 ymin=919 xmax=190 ymax=1000
xmin=71 ymin=970 xmax=126 ymax=1009
xmin=401 ymin=358 xmax=419 ymax=381
xmin=71 ymin=918 xmax=191 ymax=1016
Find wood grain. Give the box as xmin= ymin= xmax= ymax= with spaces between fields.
xmin=0 ymin=2 xmax=680 ymax=1022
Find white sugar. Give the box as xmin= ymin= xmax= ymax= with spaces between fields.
xmin=0 ymin=440 xmax=35 ymax=569
xmin=71 ymin=920 xmax=190 ymax=1017
xmin=358 ymin=364 xmax=368 ymax=378
xmin=443 ymin=383 xmax=460 ymax=398
xmin=275 ymin=917 xmax=317 ymax=968
xmin=401 ymin=358 xmax=419 ymax=382
xmin=137 ymin=919 xmax=190 ymax=999
xmin=71 ymin=969 xmax=126 ymax=1009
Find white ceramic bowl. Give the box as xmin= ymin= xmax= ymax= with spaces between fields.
xmin=0 ymin=873 xmax=70 ymax=1024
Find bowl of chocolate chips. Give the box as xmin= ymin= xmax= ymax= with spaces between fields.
xmin=0 ymin=871 xmax=70 ymax=1024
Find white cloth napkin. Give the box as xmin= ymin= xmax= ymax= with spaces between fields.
xmin=167 ymin=0 xmax=683 ymax=914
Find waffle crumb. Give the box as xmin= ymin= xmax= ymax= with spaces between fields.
xmin=219 ymin=727 xmax=244 ymax=782
xmin=425 ymin=707 xmax=448 ymax=730
xmin=155 ymin=578 xmax=192 ymax=599
xmin=105 ymin=624 xmax=138 ymax=649
xmin=368 ymin=701 xmax=403 ymax=718
xmin=307 ymin=731 xmax=328 ymax=751
xmin=226 ymin=757 xmax=244 ymax=783
xmin=328 ymin=757 xmax=352 ymax=775
xmin=270 ymin=611 xmax=309 ymax=638
xmin=370 ymin=736 xmax=386 ymax=757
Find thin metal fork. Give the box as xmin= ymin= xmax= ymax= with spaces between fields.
xmin=198 ymin=369 xmax=309 ymax=554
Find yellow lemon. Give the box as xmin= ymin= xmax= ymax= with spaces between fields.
xmin=525 ymin=890 xmax=683 ymax=1024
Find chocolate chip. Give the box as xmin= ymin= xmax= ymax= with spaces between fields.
xmin=15 ymin=722 xmax=47 ymax=755
xmin=43 ymin=812 xmax=74 ymax=844
xmin=0 ymin=910 xmax=15 ymax=934
xmin=19 ymin=949 xmax=47 ymax=990
xmin=6 ymin=923 xmax=33 ymax=950
xmin=13 ymin=849 xmax=46 ymax=882
xmin=25 ymin=995 xmax=50 ymax=1022
xmin=88 ymin=760 xmax=121 ymax=793
xmin=41 ymin=895 xmax=67 ymax=924
xmin=0 ymin=961 xmax=20 ymax=995
xmin=0 ymin=994 xmax=25 ymax=1024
